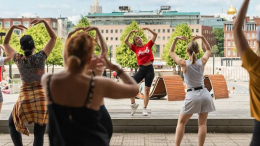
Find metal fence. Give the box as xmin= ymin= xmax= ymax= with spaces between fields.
xmin=204 ymin=66 xmax=249 ymax=81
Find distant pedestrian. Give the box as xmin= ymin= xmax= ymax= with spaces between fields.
xmin=4 ymin=19 xmax=57 ymax=146
xmin=216 ymin=67 xmax=219 ymax=74
xmin=169 ymin=35 xmax=215 ymax=146
xmin=0 ymin=45 xmax=12 ymax=117
xmin=233 ymin=0 xmax=260 ymax=145
xmin=218 ymin=68 xmax=222 ymax=75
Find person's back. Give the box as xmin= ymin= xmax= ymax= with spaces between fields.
xmin=46 ymin=73 xmax=109 ymax=146
xmin=183 ymin=59 xmax=204 ymax=88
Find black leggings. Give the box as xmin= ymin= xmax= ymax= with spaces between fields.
xmin=251 ymin=119 xmax=260 ymax=146
xmin=133 ymin=64 xmax=155 ymax=87
xmin=8 ymin=113 xmax=46 ymax=146
xmin=100 ymin=105 xmax=113 ymax=141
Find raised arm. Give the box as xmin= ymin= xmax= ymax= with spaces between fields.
xmin=233 ymin=0 xmax=250 ymax=56
xmin=3 ymin=25 xmax=27 ymax=59
xmin=192 ymin=35 xmax=212 ymax=65
xmin=142 ymin=28 xmax=158 ymax=43
xmin=124 ymin=30 xmax=137 ymax=48
xmin=0 ymin=45 xmax=12 ymax=64
xmin=99 ymin=55 xmax=139 ymax=99
xmin=169 ymin=36 xmax=187 ymax=67
xmin=31 ymin=19 xmax=57 ymax=57
xmin=93 ymin=27 xmax=107 ymax=56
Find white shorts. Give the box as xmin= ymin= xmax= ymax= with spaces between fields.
xmin=180 ymin=88 xmax=216 ymax=114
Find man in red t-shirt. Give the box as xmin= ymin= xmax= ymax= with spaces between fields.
xmin=124 ymin=28 xmax=157 ymax=116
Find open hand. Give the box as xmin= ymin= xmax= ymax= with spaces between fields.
xmin=191 ymin=35 xmax=203 ymax=41
xmin=12 ymin=25 xmax=27 ymax=30
xmin=86 ymin=54 xmax=106 ymax=72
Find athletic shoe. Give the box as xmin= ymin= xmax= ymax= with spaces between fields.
xmin=130 ymin=103 xmax=139 ymax=116
xmin=142 ymin=108 xmax=148 ymax=116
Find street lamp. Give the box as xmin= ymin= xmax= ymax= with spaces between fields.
xmin=109 ymin=45 xmax=112 ymax=78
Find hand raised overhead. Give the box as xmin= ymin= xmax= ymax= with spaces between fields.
xmin=68 ymin=27 xmax=86 ymax=38
xmin=175 ymin=36 xmax=188 ymax=41
xmin=30 ymin=19 xmax=47 ymax=26
xmin=12 ymin=25 xmax=27 ymax=30
xmin=191 ymin=35 xmax=204 ymax=41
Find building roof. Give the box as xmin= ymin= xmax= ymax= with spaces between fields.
xmin=87 ymin=11 xmax=200 ymax=17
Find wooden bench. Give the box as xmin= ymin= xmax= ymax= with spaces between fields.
xmin=163 ymin=76 xmax=185 ymax=101
xmin=204 ymin=74 xmax=229 ymax=99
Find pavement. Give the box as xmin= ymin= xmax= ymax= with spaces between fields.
xmin=0 ymin=133 xmax=252 ymax=146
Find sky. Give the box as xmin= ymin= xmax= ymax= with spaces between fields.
xmin=0 ymin=0 xmax=260 ymax=24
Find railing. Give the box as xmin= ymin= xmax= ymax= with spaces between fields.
xmin=204 ymin=66 xmax=249 ymax=81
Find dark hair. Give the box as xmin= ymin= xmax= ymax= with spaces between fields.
xmin=20 ymin=35 xmax=35 ymax=57
xmin=187 ymin=41 xmax=199 ymax=64
xmin=65 ymin=32 xmax=94 ymax=73
xmin=133 ymin=35 xmax=139 ymax=45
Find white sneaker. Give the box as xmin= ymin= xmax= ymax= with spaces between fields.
xmin=142 ymin=108 xmax=148 ymax=116
xmin=130 ymin=103 xmax=139 ymax=116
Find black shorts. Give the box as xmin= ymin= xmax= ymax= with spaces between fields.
xmin=133 ymin=64 xmax=154 ymax=87
xmin=251 ymin=119 xmax=260 ymax=146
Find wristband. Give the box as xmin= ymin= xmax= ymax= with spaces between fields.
xmin=117 ymin=69 xmax=124 ymax=77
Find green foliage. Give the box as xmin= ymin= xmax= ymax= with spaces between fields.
xmin=74 ymin=15 xmax=100 ymax=55
xmin=162 ymin=23 xmax=204 ymax=67
xmin=115 ymin=20 xmax=153 ymax=70
xmin=213 ymin=28 xmax=224 ymax=57
xmin=22 ymin=24 xmax=64 ymax=72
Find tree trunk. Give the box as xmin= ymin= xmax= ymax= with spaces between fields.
xmin=52 ymin=62 xmax=54 ymax=74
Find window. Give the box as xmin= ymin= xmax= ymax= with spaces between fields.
xmin=158 ymin=36 xmax=161 ymax=41
xmin=252 ymin=33 xmax=255 ymax=38
xmin=4 ymin=21 xmax=10 ymax=28
xmin=101 ymin=30 xmax=104 ymax=33
xmin=248 ymin=40 xmax=250 ymax=45
xmin=111 ymin=37 xmax=113 ymax=41
xmin=23 ymin=21 xmax=29 ymax=28
xmin=13 ymin=29 xmax=21 ymax=36
xmin=120 ymin=29 xmax=123 ymax=33
xmin=106 ymin=30 xmax=108 ymax=33
xmin=253 ymin=41 xmax=255 ymax=46
xmin=153 ymin=29 xmax=156 ymax=32
xmin=158 ymin=29 xmax=161 ymax=33
xmin=163 ymin=29 xmax=165 ymax=33
xmin=115 ymin=29 xmax=118 ymax=33
xmin=232 ymin=41 xmax=235 ymax=47
xmin=52 ymin=22 xmax=57 ymax=28
xmin=192 ymin=29 xmax=194 ymax=32
xmin=13 ymin=21 xmax=21 ymax=25
xmin=247 ymin=33 xmax=250 ymax=38
xmin=155 ymin=45 xmax=160 ymax=58
xmin=163 ymin=36 xmax=165 ymax=40
xmin=228 ymin=50 xmax=231 ymax=56
xmin=172 ymin=29 xmax=174 ymax=32
xmin=227 ymin=41 xmax=230 ymax=46
xmin=196 ymin=29 xmax=199 ymax=33
xmin=167 ymin=29 xmax=170 ymax=33
xmin=111 ymin=30 xmax=113 ymax=33
xmin=106 ymin=37 xmax=108 ymax=41
xmin=226 ymin=33 xmax=230 ymax=38
xmin=167 ymin=36 xmax=170 ymax=40
xmin=115 ymin=37 xmax=118 ymax=41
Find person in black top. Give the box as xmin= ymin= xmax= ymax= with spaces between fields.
xmin=41 ymin=26 xmax=138 ymax=146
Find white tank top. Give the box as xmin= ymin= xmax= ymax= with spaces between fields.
xmin=183 ymin=59 xmax=204 ymax=88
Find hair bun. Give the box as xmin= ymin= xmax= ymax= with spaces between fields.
xmin=24 ymin=50 xmax=33 ymax=57
xmin=66 ymin=55 xmax=81 ymax=73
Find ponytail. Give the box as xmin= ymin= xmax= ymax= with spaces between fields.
xmin=191 ymin=51 xmax=197 ymax=64
xmin=66 ymin=55 xmax=82 ymax=73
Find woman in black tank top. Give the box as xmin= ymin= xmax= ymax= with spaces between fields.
xmin=41 ymin=27 xmax=139 ymax=146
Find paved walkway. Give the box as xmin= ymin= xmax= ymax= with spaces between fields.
xmin=0 ymin=133 xmax=252 ymax=146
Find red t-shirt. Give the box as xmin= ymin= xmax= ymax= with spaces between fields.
xmin=130 ymin=40 xmax=154 ymax=66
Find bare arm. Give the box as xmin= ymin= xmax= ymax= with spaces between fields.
xmin=93 ymin=27 xmax=107 ymax=56
xmin=31 ymin=19 xmax=57 ymax=56
xmin=233 ymin=0 xmax=250 ymax=57
xmin=3 ymin=25 xmax=27 ymax=59
xmin=169 ymin=36 xmax=187 ymax=67
xmin=0 ymin=45 xmax=12 ymax=63
xmin=142 ymin=27 xmax=158 ymax=43
xmin=124 ymin=30 xmax=137 ymax=48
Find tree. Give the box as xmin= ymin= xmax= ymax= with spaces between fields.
xmin=115 ymin=20 xmax=152 ymax=71
xmin=21 ymin=24 xmax=64 ymax=73
xmin=213 ymin=28 xmax=224 ymax=57
xmin=162 ymin=23 xmax=204 ymax=67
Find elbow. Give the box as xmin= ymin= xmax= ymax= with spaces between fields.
xmin=154 ymin=33 xmax=158 ymax=37
xmin=131 ymin=85 xmax=139 ymax=97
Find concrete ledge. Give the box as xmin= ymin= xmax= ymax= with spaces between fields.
xmin=0 ymin=118 xmax=254 ymax=134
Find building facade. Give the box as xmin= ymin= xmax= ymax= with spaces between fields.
xmin=200 ymin=15 xmax=225 ymax=29
xmin=89 ymin=0 xmax=102 ymax=14
xmin=224 ymin=16 xmax=260 ymax=57
xmin=86 ymin=7 xmax=216 ymax=61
